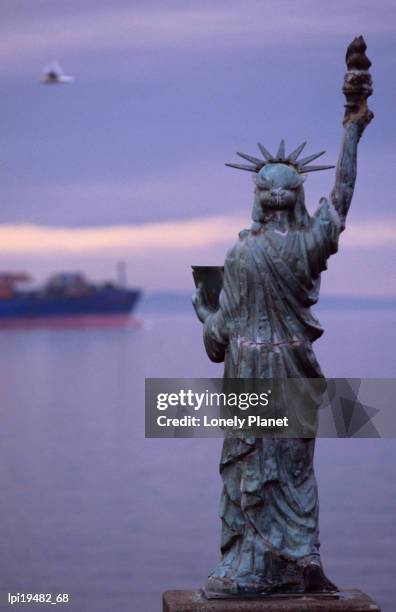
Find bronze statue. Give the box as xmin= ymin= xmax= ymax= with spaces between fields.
xmin=192 ymin=36 xmax=373 ymax=597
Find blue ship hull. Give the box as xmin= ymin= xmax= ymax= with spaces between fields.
xmin=0 ymin=287 xmax=141 ymax=319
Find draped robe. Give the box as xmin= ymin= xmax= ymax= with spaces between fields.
xmin=203 ymin=198 xmax=341 ymax=593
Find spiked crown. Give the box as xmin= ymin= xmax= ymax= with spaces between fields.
xmin=225 ymin=140 xmax=334 ymax=174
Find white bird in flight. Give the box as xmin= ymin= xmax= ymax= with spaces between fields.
xmin=41 ymin=61 xmax=74 ymax=85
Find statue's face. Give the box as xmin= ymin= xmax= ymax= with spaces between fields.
xmin=256 ymin=164 xmax=302 ymax=211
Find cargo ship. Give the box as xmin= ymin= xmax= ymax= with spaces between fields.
xmin=0 ymin=271 xmax=141 ymax=328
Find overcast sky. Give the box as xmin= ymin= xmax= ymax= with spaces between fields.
xmin=1 ymin=0 xmax=395 ymax=293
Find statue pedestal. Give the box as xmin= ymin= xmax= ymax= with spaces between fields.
xmin=163 ymin=589 xmax=380 ymax=612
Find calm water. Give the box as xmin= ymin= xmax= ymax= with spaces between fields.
xmin=0 ymin=305 xmax=395 ymax=611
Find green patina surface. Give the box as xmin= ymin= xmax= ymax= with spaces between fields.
xmin=192 ymin=37 xmax=373 ymax=597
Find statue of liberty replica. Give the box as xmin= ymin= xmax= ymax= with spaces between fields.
xmin=192 ymin=37 xmax=373 ymax=597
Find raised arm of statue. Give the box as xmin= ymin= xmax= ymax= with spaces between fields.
xmin=330 ymin=36 xmax=373 ymax=228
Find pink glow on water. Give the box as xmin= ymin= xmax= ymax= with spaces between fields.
xmin=0 ymin=314 xmax=143 ymax=331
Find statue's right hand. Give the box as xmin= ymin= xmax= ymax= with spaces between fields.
xmin=192 ymin=284 xmax=211 ymax=323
